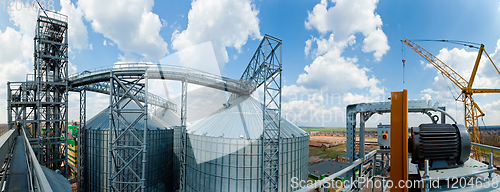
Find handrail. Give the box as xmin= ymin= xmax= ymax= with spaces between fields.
xmin=472 ymin=142 xmax=500 ymax=152
xmin=68 ymin=63 xmax=256 ymax=95
xmin=22 ymin=129 xmax=52 ymax=192
xmin=295 ymin=150 xmax=378 ymax=192
xmin=70 ymin=63 xmax=225 ymax=79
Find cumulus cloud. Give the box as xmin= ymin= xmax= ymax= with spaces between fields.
xmin=77 ymin=0 xmax=168 ymax=61
xmin=297 ymin=33 xmax=381 ymax=94
xmin=424 ymin=47 xmax=500 ymax=101
xmin=305 ymin=0 xmax=389 ymax=60
xmin=279 ymin=0 xmax=390 ymax=127
xmin=282 ymin=94 xmax=343 ymax=127
xmin=171 ymin=0 xmax=261 ymax=66
xmin=8 ymin=5 xmax=38 ymax=37
xmin=420 ymin=42 xmax=500 ymax=125
xmin=60 ymin=0 xmax=88 ymax=50
xmin=0 ymin=33 xmax=31 ymax=123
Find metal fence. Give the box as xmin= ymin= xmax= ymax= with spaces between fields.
xmin=22 ymin=129 xmax=52 ymax=192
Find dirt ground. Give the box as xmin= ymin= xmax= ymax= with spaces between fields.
xmin=309 ymin=133 xmax=379 ymax=165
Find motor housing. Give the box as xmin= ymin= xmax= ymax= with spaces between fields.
xmin=410 ymin=124 xmax=470 ymax=169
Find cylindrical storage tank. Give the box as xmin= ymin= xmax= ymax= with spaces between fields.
xmin=185 ymin=96 xmax=309 ymax=192
xmin=155 ymin=108 xmax=182 ymax=190
xmin=83 ymin=104 xmax=174 ymax=192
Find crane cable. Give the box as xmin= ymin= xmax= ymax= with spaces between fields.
xmin=402 ymin=41 xmax=406 ymax=83
xmin=413 ymin=39 xmax=480 ymax=49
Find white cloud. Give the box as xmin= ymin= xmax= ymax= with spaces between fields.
xmin=283 ymin=84 xmax=310 ymax=102
xmin=305 ymin=0 xmax=389 ymax=60
xmin=8 ymin=5 xmax=38 ymax=37
xmin=78 ymin=0 xmax=168 ymax=61
xmin=297 ymin=34 xmax=381 ymax=93
xmin=420 ymin=40 xmax=500 ymax=125
xmin=279 ymin=0 xmax=389 ymax=127
xmin=171 ymin=0 xmax=261 ymax=65
xmin=60 ymin=0 xmax=88 ymax=50
xmin=103 ymin=39 xmax=107 ymax=46
xmin=282 ymin=94 xmax=344 ymax=127
xmin=424 ymin=47 xmax=500 ymax=102
xmin=0 ymin=27 xmax=32 ymax=64
xmin=362 ymin=28 xmax=389 ymax=61
xmin=69 ymin=62 xmax=78 ymax=75
xmin=0 ymin=27 xmax=32 ymax=123
xmin=304 ymin=38 xmax=312 ymax=57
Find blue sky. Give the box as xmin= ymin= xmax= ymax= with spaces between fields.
xmin=1 ymin=0 xmax=500 ymax=127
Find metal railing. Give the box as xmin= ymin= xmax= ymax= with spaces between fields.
xmin=296 ymin=150 xmax=378 ymax=192
xmin=22 ymin=129 xmax=52 ymax=192
xmin=472 ymin=142 xmax=499 ymax=170
xmin=68 ymin=63 xmax=256 ymax=95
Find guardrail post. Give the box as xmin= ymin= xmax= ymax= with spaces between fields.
xmin=489 ymin=152 xmax=493 ymax=179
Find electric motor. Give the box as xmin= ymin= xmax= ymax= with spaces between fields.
xmin=409 ymin=124 xmax=471 ymax=169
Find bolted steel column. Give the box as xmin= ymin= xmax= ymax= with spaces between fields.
xmin=108 ymin=71 xmax=114 ymax=191
xmin=359 ymin=112 xmax=365 ymax=177
xmin=180 ymin=78 xmax=188 ymax=192
xmin=7 ymin=82 xmax=11 ymax=130
xmin=78 ymin=89 xmax=86 ymax=192
xmin=141 ymin=72 xmax=149 ymax=191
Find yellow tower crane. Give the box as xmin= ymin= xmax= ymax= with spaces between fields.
xmin=402 ymin=37 xmax=500 ymax=160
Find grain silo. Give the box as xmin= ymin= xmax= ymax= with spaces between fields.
xmin=184 ymin=96 xmax=309 ymax=191
xmin=82 ymin=102 xmax=174 ymax=192
xmin=155 ymin=108 xmax=182 ymax=190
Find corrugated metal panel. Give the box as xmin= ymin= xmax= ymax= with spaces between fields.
xmin=83 ymin=105 xmax=174 ymax=192
xmin=154 ymin=108 xmax=182 ymax=190
xmin=184 ymin=96 xmax=309 ymax=192
xmin=155 ymin=108 xmax=181 ymax=126
xmin=187 ymin=96 xmax=308 ymax=139
xmin=185 ymin=135 xmax=309 ymax=192
xmin=86 ymin=106 xmax=172 ymax=130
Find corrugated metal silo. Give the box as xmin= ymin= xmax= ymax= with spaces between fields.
xmin=155 ymin=108 xmax=182 ymax=189
xmin=185 ymin=96 xmax=309 ymax=191
xmin=83 ymin=103 xmax=174 ymax=192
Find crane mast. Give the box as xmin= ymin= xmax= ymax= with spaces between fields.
xmin=402 ymin=37 xmax=500 ymax=160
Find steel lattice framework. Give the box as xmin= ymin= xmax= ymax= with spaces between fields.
xmin=107 ymin=71 xmax=149 ymax=191
xmin=345 ymin=100 xmax=457 ymax=179
xmin=179 ymin=79 xmax=188 ymax=192
xmin=7 ymin=14 xmax=282 ymax=191
xmin=71 ymin=81 xmax=177 ymax=113
xmin=77 ymin=88 xmax=86 ymax=192
xmin=7 ymin=12 xmax=72 ymax=172
xmin=239 ymin=35 xmax=282 ymax=192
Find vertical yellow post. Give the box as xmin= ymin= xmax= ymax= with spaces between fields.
xmin=391 ymin=89 xmax=408 ymax=192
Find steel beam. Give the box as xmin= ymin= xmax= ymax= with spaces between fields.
xmin=107 ymin=71 xmax=147 ymax=191
xmin=345 ymin=99 xmax=457 ymax=179
xmin=179 ymin=79 xmax=188 ymax=192
xmin=71 ymin=81 xmax=177 ymax=112
xmin=390 ymin=89 xmax=408 ymax=192
xmin=68 ymin=64 xmax=255 ymax=96
xmin=77 ymin=89 xmax=86 ymax=192
xmin=30 ymin=11 xmax=69 ymax=171
xmin=233 ymin=35 xmax=284 ymax=192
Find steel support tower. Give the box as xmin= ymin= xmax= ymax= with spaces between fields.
xmin=8 ymin=11 xmax=72 ymax=171
xmin=239 ymin=35 xmax=282 ymax=192
xmin=107 ymin=71 xmax=148 ymax=191
xmin=34 ymin=11 xmax=69 ymax=171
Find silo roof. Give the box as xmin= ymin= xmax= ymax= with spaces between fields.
xmin=155 ymin=108 xmax=181 ymax=126
xmin=86 ymin=102 xmax=172 ymax=130
xmin=187 ymin=96 xmax=308 ymax=139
